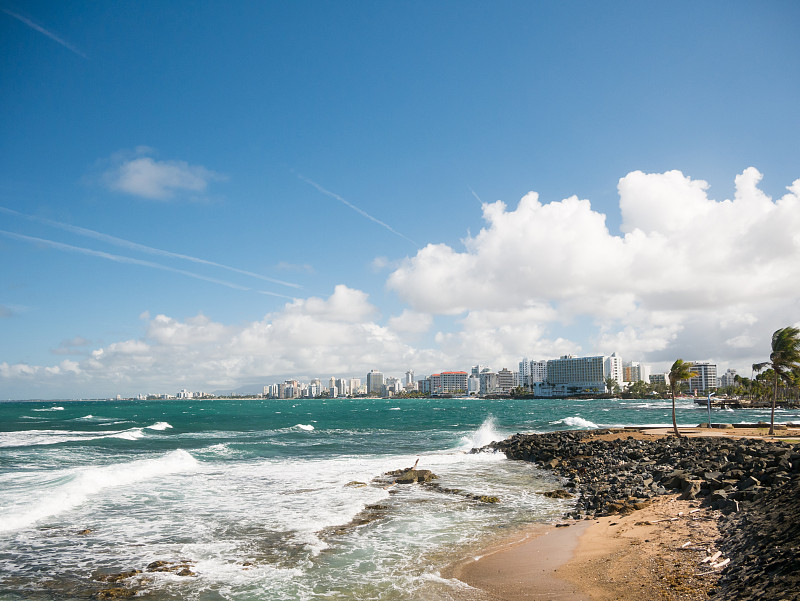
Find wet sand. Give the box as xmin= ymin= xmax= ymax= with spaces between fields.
xmin=450 ymin=494 xmax=723 ymax=601
xmin=449 ymin=521 xmax=592 ymax=600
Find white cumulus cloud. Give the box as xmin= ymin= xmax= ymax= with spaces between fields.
xmin=102 ymin=148 xmax=225 ymax=200
xmin=388 ymin=167 xmax=800 ymax=369
xmin=0 ymin=286 xmax=445 ymax=397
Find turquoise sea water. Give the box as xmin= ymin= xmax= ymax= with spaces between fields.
xmin=1 ymin=396 xmax=798 ymax=600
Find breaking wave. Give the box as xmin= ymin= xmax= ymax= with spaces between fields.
xmin=146 ymin=422 xmax=173 ymax=431
xmin=551 ymin=416 xmax=600 ymax=429
xmin=0 ymin=449 xmax=200 ymax=532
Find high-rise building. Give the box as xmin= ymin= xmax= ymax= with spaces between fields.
xmin=531 ymin=360 xmax=547 ymax=383
xmin=479 ymin=372 xmax=498 ymax=395
xmin=441 ymin=371 xmax=468 ymax=394
xmin=384 ymin=377 xmax=401 ymax=395
xmin=688 ymin=362 xmax=718 ymax=392
xmin=623 ymin=361 xmax=652 ymax=385
xmin=418 ymin=377 xmax=431 ymax=394
xmin=497 ymin=368 xmax=515 ymax=392
xmin=519 ymin=358 xmax=531 ymax=388
xmin=650 ymin=373 xmax=668 ymax=387
xmin=367 ymin=370 xmax=384 ymax=395
xmin=546 ymin=355 xmax=606 ymax=393
xmin=604 ymin=353 xmax=624 ymax=388
xmin=720 ymin=369 xmax=737 ymax=388
xmin=405 ymin=369 xmax=415 ymax=387
xmin=283 ymin=380 xmax=300 ymax=399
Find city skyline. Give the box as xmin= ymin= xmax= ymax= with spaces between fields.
xmin=113 ymin=352 xmax=727 ymax=402
xmin=2 ymin=2 xmax=799 ymax=399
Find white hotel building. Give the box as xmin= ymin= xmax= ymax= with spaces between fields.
xmin=532 ymin=353 xmax=626 ymax=396
xmin=688 ymin=362 xmax=718 ymax=393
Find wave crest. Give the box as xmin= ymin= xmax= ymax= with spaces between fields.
xmin=0 ymin=449 xmax=199 ymax=532
xmin=146 ymin=422 xmax=173 ymax=431
xmin=551 ymin=416 xmax=599 ymax=429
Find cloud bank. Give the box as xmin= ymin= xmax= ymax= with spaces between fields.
xmin=2 ymin=168 xmax=798 ymax=397
xmin=388 ymin=167 xmax=800 ymax=365
xmin=0 ymin=286 xmax=441 ymax=397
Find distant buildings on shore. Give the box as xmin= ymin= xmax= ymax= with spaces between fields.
xmin=113 ymin=356 xmax=736 ymax=401
xmin=257 ymin=354 xmax=731 ymax=400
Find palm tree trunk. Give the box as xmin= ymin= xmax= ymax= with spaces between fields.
xmin=770 ymin=373 xmax=777 ymax=435
xmin=671 ymin=392 xmax=681 ymax=437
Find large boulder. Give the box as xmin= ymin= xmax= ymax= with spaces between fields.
xmin=389 ymin=468 xmax=439 ymax=484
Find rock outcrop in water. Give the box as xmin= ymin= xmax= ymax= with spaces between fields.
xmin=480 ymin=429 xmax=800 ymax=601
xmin=92 ymin=560 xmax=196 ymax=599
xmin=385 ymin=467 xmax=439 ymax=484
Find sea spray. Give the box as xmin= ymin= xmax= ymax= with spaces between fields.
xmin=458 ymin=415 xmax=504 ymax=451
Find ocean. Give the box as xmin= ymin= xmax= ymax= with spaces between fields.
xmin=1 ymin=396 xmax=798 ymax=601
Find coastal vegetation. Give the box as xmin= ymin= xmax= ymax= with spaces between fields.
xmin=753 ymin=326 xmax=800 ymax=435
xmin=669 ymin=359 xmax=698 ymax=437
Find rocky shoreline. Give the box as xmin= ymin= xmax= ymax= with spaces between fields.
xmin=480 ymin=429 xmax=800 ymax=601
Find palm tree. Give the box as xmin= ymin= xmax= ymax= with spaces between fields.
xmin=668 ymin=359 xmax=697 ymax=437
xmin=753 ymin=327 xmax=800 ymax=435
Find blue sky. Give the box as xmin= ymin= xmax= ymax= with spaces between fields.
xmin=1 ymin=1 xmax=799 ymax=399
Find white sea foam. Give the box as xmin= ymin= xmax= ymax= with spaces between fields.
xmin=552 ymin=416 xmax=600 ymax=429
xmin=458 ymin=416 xmax=504 ymax=451
xmin=295 ymin=424 xmax=314 ymax=431
xmin=199 ymin=443 xmax=235 ymax=457
xmin=0 ymin=427 xmax=147 ymax=447
xmin=107 ymin=428 xmax=145 ymax=440
xmin=420 ymin=571 xmax=476 ymax=590
xmin=0 ymin=449 xmax=199 ymax=532
xmin=146 ymin=421 xmax=173 ymax=431
xmin=32 ymin=406 xmax=64 ymax=412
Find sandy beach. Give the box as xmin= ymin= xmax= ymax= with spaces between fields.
xmin=449 ymin=425 xmax=800 ymax=601
xmin=451 ymin=494 xmax=723 ymax=601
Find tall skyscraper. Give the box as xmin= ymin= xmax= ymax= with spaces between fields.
xmin=367 ymin=370 xmax=384 ymax=395
xmin=519 ymin=358 xmax=531 ymax=388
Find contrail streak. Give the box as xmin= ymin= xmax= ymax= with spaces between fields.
xmin=0 ymin=230 xmax=297 ymax=299
xmin=297 ymin=174 xmax=418 ymax=247
xmin=2 ymin=9 xmax=88 ymax=59
xmin=0 ymin=206 xmax=300 ymax=289
xmin=469 ymin=187 xmax=483 ymax=204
